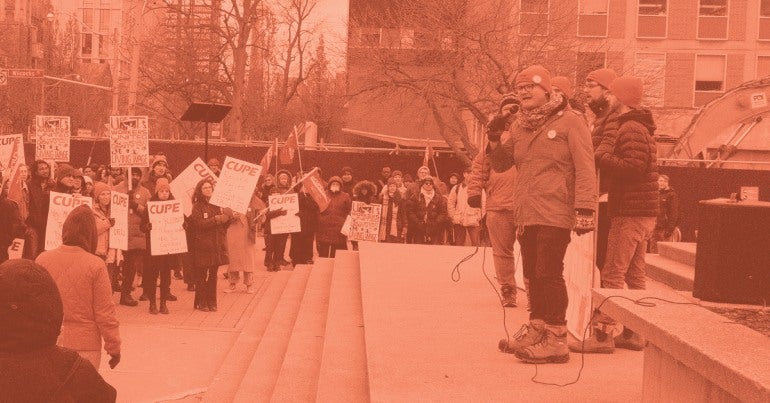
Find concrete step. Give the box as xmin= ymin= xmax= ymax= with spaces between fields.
xmin=202 ymin=271 xmax=293 ymax=403
xmin=270 ymin=261 xmax=335 ymax=402
xmin=645 ymin=253 xmax=694 ymax=291
xmin=657 ymin=242 xmax=696 ymax=267
xmin=316 ymin=251 xmax=370 ymax=403
xmin=232 ymin=266 xmax=313 ymax=403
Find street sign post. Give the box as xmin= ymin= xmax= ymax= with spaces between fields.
xmin=7 ymin=69 xmax=44 ymax=78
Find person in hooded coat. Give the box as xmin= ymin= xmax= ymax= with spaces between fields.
xmin=141 ymin=178 xmax=181 ymax=314
xmin=315 ymin=176 xmax=352 ymax=258
xmin=187 ymin=178 xmax=232 ymax=312
xmin=350 ymin=180 xmax=378 ymax=250
xmin=35 ymin=205 xmax=122 ymax=370
xmin=0 ymin=259 xmax=117 ymax=402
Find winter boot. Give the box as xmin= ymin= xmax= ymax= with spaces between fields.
xmin=120 ymin=292 xmax=139 ymax=307
xmin=159 ymin=300 xmax=169 ymax=315
xmin=614 ymin=328 xmax=646 ymax=351
xmin=149 ymin=299 xmax=158 ymax=315
xmin=499 ymin=319 xmax=545 ymax=354
xmin=500 ymin=285 xmax=517 ymax=308
xmin=568 ymin=326 xmax=615 ymax=354
xmin=164 ymin=288 xmax=177 ymax=301
xmin=515 ymin=324 xmax=570 ymax=364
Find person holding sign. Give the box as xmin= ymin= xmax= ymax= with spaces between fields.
xmin=141 ymin=178 xmax=181 ymax=314
xmin=1 ymin=171 xmax=26 ymax=263
xmin=187 ymin=178 xmax=233 ymax=312
xmin=224 ymin=188 xmax=265 ymax=291
xmin=262 ymin=170 xmax=294 ymax=271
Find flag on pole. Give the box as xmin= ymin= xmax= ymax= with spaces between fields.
xmin=298 ymin=167 xmax=330 ymax=212
xmin=279 ymin=125 xmax=301 ymax=164
xmin=260 ymin=138 xmax=277 ymax=170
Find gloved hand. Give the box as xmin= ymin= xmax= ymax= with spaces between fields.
xmin=574 ymin=208 xmax=595 ymax=236
xmin=109 ymin=218 xmax=116 ymax=227
xmin=222 ymin=207 xmax=234 ymax=217
xmin=467 ymin=194 xmax=482 ymax=208
xmin=109 ymin=353 xmax=121 ymax=369
xmin=487 ymin=114 xmax=509 ymax=142
xmin=214 ymin=214 xmax=229 ymax=224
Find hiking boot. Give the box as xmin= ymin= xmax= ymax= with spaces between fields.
xmin=159 ymin=300 xmax=169 ymax=315
xmin=498 ymin=319 xmax=545 ymax=354
xmin=515 ymin=324 xmax=570 ymax=364
xmin=568 ymin=328 xmax=614 ymax=354
xmin=165 ymin=293 xmax=177 ymax=301
xmin=500 ymin=285 xmax=517 ymax=308
xmin=120 ymin=293 xmax=139 ymax=307
xmin=614 ymin=328 xmax=646 ymax=351
xmin=149 ymin=300 xmax=158 ymax=315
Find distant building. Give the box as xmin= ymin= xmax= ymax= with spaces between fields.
xmin=346 ymin=0 xmax=770 ymax=144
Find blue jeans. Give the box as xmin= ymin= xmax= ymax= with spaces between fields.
xmin=486 ymin=210 xmax=518 ymax=290
xmin=518 ymin=225 xmax=571 ymax=325
xmin=602 ymin=217 xmax=656 ymax=290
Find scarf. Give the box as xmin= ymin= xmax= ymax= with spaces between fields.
xmin=420 ymin=188 xmax=435 ymax=207
xmin=516 ymin=92 xmax=566 ymax=130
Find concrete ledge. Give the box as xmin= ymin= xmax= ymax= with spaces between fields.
xmin=657 ymin=242 xmax=696 ymax=267
xmin=645 ymin=254 xmax=694 ymax=291
xmin=593 ymin=288 xmax=770 ymax=403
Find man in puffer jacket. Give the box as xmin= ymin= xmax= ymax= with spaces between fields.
xmin=575 ymin=76 xmax=659 ymax=354
xmin=0 ymin=259 xmax=117 ymax=402
xmin=36 ymin=205 xmax=122 ymax=370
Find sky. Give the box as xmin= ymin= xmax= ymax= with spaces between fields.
xmin=308 ymin=0 xmax=349 ymax=72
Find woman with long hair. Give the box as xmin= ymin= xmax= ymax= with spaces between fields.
xmin=187 ymin=178 xmax=232 ymax=311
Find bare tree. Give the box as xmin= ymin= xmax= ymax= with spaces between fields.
xmin=348 ymin=0 xmax=594 ymax=164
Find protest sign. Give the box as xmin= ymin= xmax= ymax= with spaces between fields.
xmin=109 ymin=116 xmax=149 ymax=167
xmin=35 ymin=116 xmax=71 ymax=161
xmin=7 ymin=238 xmax=24 ymax=260
xmin=268 ymin=193 xmax=300 ymax=234
xmin=45 ymin=192 xmax=93 ymax=250
xmin=169 ymin=158 xmax=218 ymax=217
xmin=0 ymin=133 xmax=24 ymax=183
xmin=298 ymin=167 xmax=329 ymax=212
xmin=209 ymin=156 xmax=262 ymax=214
xmin=349 ymin=201 xmax=382 ymax=242
xmin=147 ymin=200 xmax=188 ymax=255
xmin=109 ymin=191 xmax=129 ymax=250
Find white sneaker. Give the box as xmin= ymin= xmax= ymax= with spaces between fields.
xmin=224 ymin=284 xmax=236 ymax=293
xmin=246 ymin=286 xmax=255 ymax=294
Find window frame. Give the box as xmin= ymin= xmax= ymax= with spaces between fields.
xmin=756 ymin=55 xmax=770 ymax=78
xmin=577 ymin=0 xmax=609 ymax=38
xmin=693 ymin=53 xmax=727 ymax=106
xmin=696 ymin=0 xmax=729 ymax=41
xmin=519 ymin=0 xmax=550 ymax=37
xmin=759 ymin=0 xmax=770 ymax=41
xmin=636 ymin=0 xmax=668 ymax=39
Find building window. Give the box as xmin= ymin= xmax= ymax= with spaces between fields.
xmin=760 ymin=0 xmax=770 ymax=40
xmin=520 ymin=0 xmax=549 ymax=36
xmin=99 ymin=9 xmax=110 ymax=32
xmin=694 ymin=54 xmax=726 ymax=106
xmin=697 ymin=0 xmax=728 ymax=40
xmin=634 ymin=52 xmax=666 ymax=107
xmin=637 ymin=0 xmax=667 ymax=38
xmin=349 ymin=28 xmax=381 ymax=48
xmin=757 ymin=56 xmax=770 ymax=78
xmin=578 ymin=0 xmax=609 ymax=37
xmin=81 ymin=33 xmax=93 ymax=55
xmin=82 ymin=8 xmax=93 ymax=29
xmin=576 ymin=52 xmax=606 ymax=85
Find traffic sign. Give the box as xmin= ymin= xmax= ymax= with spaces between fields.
xmin=7 ymin=69 xmax=44 ymax=78
xmin=0 ymin=70 xmax=7 ymax=86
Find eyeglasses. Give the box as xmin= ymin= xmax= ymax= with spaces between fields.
xmin=514 ymin=84 xmax=536 ymax=94
xmin=584 ymin=82 xmax=600 ymax=89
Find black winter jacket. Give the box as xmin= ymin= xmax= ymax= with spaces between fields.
xmin=596 ymin=108 xmax=659 ymax=218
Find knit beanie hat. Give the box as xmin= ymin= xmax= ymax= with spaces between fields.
xmin=341 ymin=166 xmax=353 ymax=175
xmin=0 ymin=259 xmax=64 ymax=353
xmin=586 ymin=68 xmax=617 ymax=89
xmin=155 ymin=177 xmax=171 ymax=194
xmin=93 ymin=181 xmax=111 ymax=198
xmin=55 ymin=163 xmax=76 ymax=182
xmin=391 ymin=170 xmax=403 ymax=178
xmin=152 ymin=155 xmax=168 ymax=168
xmin=327 ymin=176 xmax=343 ymax=189
xmin=515 ymin=65 xmax=552 ymax=93
xmin=551 ymin=76 xmax=573 ymax=98
xmin=609 ymin=76 xmax=644 ymax=109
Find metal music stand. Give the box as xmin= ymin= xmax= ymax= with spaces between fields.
xmin=181 ymin=102 xmax=232 ymax=162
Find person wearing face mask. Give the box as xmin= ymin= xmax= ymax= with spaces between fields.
xmin=340 ymin=167 xmax=355 ymax=196
xmin=316 ymin=176 xmax=352 ymax=258
xmin=487 ymin=65 xmax=597 ymax=364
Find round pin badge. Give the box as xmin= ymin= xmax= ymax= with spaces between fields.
xmin=532 ymin=75 xmax=542 ymax=84
xmin=547 ymin=130 xmax=557 ymax=139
